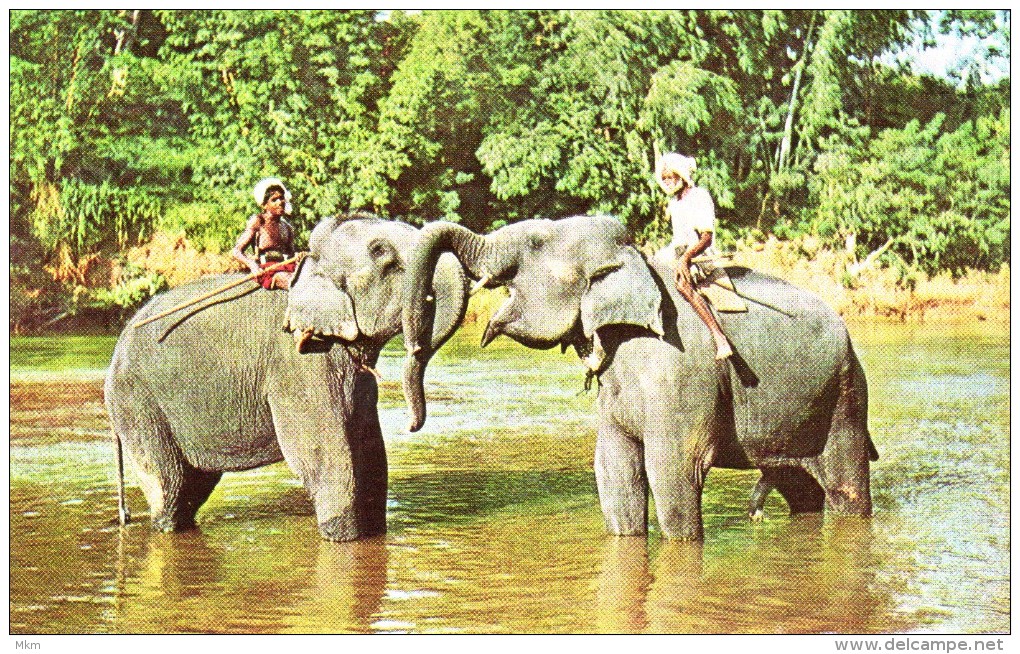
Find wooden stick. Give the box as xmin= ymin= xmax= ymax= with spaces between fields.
xmin=690 ymin=255 xmax=733 ymax=264
xmin=133 ymin=256 xmax=300 ymax=328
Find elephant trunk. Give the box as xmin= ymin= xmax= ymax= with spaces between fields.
xmin=402 ymin=221 xmax=504 ymax=432
xmin=428 ymin=254 xmax=469 ymax=353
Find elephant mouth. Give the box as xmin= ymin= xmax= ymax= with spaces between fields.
xmin=284 ymin=311 xmax=359 ymax=354
xmin=481 ymin=288 xmax=568 ymax=351
xmin=291 ymin=328 xmax=334 ymax=354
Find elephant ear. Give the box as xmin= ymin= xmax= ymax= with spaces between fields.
xmin=285 ymin=256 xmax=359 ymax=340
xmin=291 ymin=253 xmax=312 ymax=287
xmin=581 ymin=247 xmax=664 ymax=338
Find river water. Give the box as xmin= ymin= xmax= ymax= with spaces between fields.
xmin=8 ymin=322 xmax=1009 ymax=634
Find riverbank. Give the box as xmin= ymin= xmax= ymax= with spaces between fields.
xmin=726 ymin=237 xmax=1010 ymax=325
xmin=10 ymin=230 xmax=1009 ymax=336
xmin=465 ymin=237 xmax=1011 ymax=327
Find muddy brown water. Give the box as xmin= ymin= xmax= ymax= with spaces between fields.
xmin=9 ymin=323 xmax=1009 ymax=633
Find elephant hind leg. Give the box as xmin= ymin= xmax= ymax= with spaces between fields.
xmin=162 ymin=466 xmax=223 ymax=530
xmin=814 ymin=457 xmax=873 ymax=517
xmin=112 ymin=406 xmax=179 ymax=530
xmin=748 ymin=475 xmax=773 ymax=520
xmin=814 ymin=345 xmax=874 ymax=517
xmin=119 ymin=421 xmax=221 ymax=532
xmin=761 ymin=467 xmax=825 ymax=515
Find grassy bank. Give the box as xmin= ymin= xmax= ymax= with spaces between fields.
xmin=463 ymin=237 xmax=1010 ymax=328
xmin=725 ymin=237 xmax=1010 ymax=325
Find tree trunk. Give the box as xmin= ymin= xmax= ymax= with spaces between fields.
xmin=776 ymin=13 xmax=817 ymax=172
xmin=113 ymin=10 xmax=141 ymax=56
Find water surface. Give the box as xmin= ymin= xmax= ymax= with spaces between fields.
xmin=8 ymin=322 xmax=1009 ymax=633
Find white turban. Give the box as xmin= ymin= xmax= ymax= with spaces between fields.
xmin=253 ymin=177 xmax=293 ymax=214
xmin=656 ymin=153 xmax=696 ymax=195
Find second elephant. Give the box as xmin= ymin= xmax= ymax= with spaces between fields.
xmin=401 ymin=216 xmax=878 ymax=541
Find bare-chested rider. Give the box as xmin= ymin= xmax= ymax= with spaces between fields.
xmin=233 ymin=177 xmax=297 ymax=290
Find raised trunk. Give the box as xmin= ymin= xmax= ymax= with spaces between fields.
xmin=428 ymin=253 xmax=469 ymax=352
xmin=401 ymin=222 xmax=504 ymax=432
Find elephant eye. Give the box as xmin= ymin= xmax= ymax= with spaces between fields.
xmin=369 ymin=242 xmax=388 ymax=258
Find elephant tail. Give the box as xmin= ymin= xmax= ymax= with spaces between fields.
xmin=114 ymin=430 xmax=131 ymax=526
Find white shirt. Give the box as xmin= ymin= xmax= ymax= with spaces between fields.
xmin=655 ymin=186 xmax=717 ymax=264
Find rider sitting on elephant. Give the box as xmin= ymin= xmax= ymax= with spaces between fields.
xmin=233 ymin=177 xmax=297 ymax=290
xmin=656 ymin=153 xmax=733 ymax=360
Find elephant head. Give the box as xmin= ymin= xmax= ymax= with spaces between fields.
xmin=401 ymin=216 xmax=664 ymax=431
xmin=285 ymin=214 xmax=467 ymax=355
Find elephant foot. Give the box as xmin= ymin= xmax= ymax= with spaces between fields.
xmin=318 ymin=505 xmax=385 ymax=542
xmin=658 ymin=517 xmax=705 ymax=542
xmin=150 ymin=514 xmax=198 ymax=533
xmin=824 ymin=484 xmax=872 ymax=517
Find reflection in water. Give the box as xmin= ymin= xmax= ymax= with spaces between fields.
xmin=111 ymin=524 xmax=389 ymax=633
xmin=596 ymin=517 xmax=912 ymax=633
xmin=8 ymin=324 xmax=1011 ymax=633
xmin=645 ymin=540 xmax=707 ymax=633
xmin=118 ymin=530 xmax=288 ymax=633
xmin=595 ymin=537 xmax=653 ymax=633
xmin=288 ymin=537 xmax=389 ymax=633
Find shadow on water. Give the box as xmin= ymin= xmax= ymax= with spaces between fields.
xmin=387 ymin=470 xmax=597 ymax=531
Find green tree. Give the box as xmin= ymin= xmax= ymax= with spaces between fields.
xmin=10 ymin=10 xmax=172 ymax=328
xmin=808 ymin=109 xmax=1009 ymax=275
xmin=154 ymin=10 xmax=401 ymax=238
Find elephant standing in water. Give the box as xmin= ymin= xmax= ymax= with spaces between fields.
xmin=401 ymin=216 xmax=877 ymax=541
xmin=106 ymin=214 xmax=466 ymax=541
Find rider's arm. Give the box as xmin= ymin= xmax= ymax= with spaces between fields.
xmin=232 ymin=215 xmax=262 ymax=276
xmin=681 ymin=230 xmax=713 ymax=267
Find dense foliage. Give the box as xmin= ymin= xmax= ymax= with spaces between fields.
xmin=9 ymin=9 xmax=1010 ymax=331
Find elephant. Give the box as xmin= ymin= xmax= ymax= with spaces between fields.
xmin=105 ymin=213 xmax=466 ymax=541
xmin=400 ymin=216 xmax=878 ymax=541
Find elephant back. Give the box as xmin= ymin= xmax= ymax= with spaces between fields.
xmin=645 ymin=258 xmax=856 ymax=462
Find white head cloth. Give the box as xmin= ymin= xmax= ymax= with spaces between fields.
xmin=656 ymin=153 xmax=697 ymax=195
xmin=253 ymin=177 xmax=293 ymax=214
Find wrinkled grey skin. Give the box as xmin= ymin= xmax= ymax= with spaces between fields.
xmin=106 ymin=216 xmax=466 ymax=541
xmin=402 ymin=216 xmax=877 ymax=541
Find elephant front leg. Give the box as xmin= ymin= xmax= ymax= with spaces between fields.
xmin=269 ymin=396 xmax=366 ymax=542
xmin=595 ymin=421 xmax=648 ymax=536
xmin=347 ymin=375 xmax=388 ymax=538
xmin=645 ymin=432 xmax=711 ymax=541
